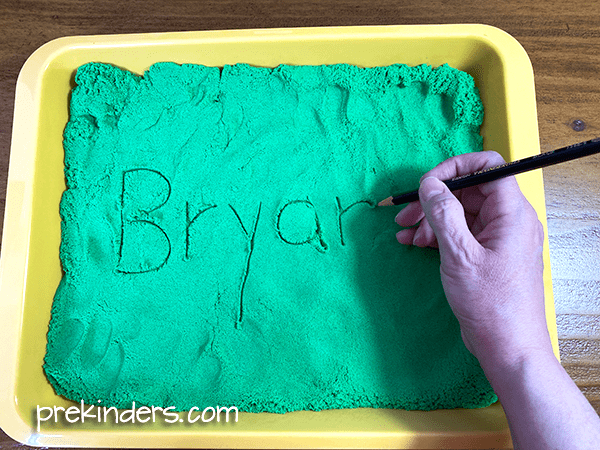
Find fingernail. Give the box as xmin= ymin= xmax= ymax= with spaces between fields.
xmin=412 ymin=227 xmax=423 ymax=245
xmin=419 ymin=177 xmax=444 ymax=201
xmin=420 ymin=176 xmax=438 ymax=185
xmin=394 ymin=210 xmax=405 ymax=224
xmin=396 ymin=230 xmax=409 ymax=244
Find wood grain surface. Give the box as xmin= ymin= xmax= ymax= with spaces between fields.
xmin=1 ymin=1 xmax=599 ymax=449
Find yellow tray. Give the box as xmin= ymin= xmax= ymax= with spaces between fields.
xmin=0 ymin=24 xmax=558 ymax=448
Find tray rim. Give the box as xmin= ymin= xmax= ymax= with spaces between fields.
xmin=0 ymin=23 xmax=552 ymax=449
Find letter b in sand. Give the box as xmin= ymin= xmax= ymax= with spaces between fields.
xmin=117 ymin=169 xmax=171 ymax=274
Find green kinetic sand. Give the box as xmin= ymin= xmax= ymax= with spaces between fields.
xmin=44 ymin=61 xmax=497 ymax=412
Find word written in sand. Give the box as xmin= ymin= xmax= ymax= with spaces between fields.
xmin=116 ymin=168 xmax=375 ymax=274
xmin=115 ymin=169 xmax=374 ymax=323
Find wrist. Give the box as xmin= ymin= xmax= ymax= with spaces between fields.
xmin=478 ymin=343 xmax=557 ymax=391
xmin=458 ymin=298 xmax=554 ymax=388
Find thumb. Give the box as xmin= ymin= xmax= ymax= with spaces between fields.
xmin=418 ymin=177 xmax=481 ymax=265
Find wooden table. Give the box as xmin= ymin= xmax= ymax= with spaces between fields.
xmin=1 ymin=1 xmax=598 ymax=448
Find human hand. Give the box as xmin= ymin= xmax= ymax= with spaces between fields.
xmin=395 ymin=151 xmax=554 ymax=382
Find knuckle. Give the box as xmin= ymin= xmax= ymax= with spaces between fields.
xmin=428 ymin=195 xmax=456 ymax=218
xmin=443 ymin=219 xmax=464 ymax=246
xmin=484 ymin=150 xmax=506 ymax=165
xmin=524 ymin=203 xmax=545 ymax=245
xmin=536 ymin=220 xmax=545 ymax=240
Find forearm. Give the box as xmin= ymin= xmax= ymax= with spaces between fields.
xmin=484 ymin=351 xmax=600 ymax=450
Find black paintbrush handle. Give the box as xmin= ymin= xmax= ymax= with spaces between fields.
xmin=391 ymin=138 xmax=600 ymax=206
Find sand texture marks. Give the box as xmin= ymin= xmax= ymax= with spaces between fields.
xmin=44 ymin=61 xmax=496 ymax=412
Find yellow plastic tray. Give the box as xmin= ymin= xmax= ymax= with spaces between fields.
xmin=0 ymin=24 xmax=558 ymax=448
